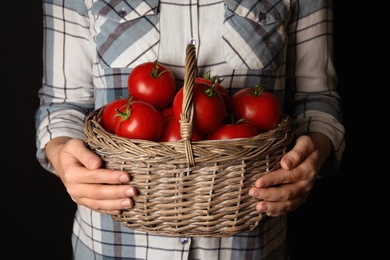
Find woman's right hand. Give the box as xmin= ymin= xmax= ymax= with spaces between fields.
xmin=46 ymin=137 xmax=137 ymax=215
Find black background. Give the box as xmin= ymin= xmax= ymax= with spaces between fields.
xmin=3 ymin=1 xmax=389 ymax=259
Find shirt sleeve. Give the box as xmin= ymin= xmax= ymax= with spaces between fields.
xmin=35 ymin=0 xmax=94 ymax=173
xmin=285 ymin=0 xmax=345 ymax=177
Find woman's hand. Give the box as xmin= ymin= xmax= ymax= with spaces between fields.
xmin=46 ymin=137 xmax=137 ymax=215
xmin=249 ymin=132 xmax=332 ymax=217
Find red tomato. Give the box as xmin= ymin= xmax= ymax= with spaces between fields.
xmin=160 ymin=115 xmax=205 ymax=142
xmin=207 ymin=120 xmax=259 ymax=140
xmin=173 ymin=81 xmax=226 ymax=135
xmin=230 ymin=85 xmax=281 ymax=133
xmin=115 ymin=100 xmax=163 ymax=141
xmin=159 ymin=106 xmax=174 ymax=121
xmin=100 ymin=97 xmax=130 ymax=134
xmin=128 ymin=61 xmax=176 ymax=110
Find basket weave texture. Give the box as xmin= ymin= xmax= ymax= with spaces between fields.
xmin=83 ymin=44 xmax=295 ymax=237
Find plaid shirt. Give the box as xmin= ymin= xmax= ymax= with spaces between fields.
xmin=35 ymin=0 xmax=345 ymax=259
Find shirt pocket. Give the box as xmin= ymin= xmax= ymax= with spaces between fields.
xmin=91 ymin=0 xmax=160 ymax=69
xmin=223 ymin=0 xmax=292 ymax=70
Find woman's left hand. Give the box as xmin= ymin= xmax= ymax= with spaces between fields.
xmin=249 ymin=132 xmax=332 ymax=217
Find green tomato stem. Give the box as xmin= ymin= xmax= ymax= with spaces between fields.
xmin=252 ymin=84 xmax=264 ymax=96
xmin=151 ymin=60 xmax=169 ymax=78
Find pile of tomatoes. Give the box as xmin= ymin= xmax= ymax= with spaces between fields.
xmin=100 ymin=61 xmax=281 ymax=142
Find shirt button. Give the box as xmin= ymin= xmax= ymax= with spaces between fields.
xmin=181 ymin=237 xmax=188 ymax=244
xmin=259 ymin=12 xmax=266 ymax=20
xmin=119 ymin=10 xmax=127 ymax=18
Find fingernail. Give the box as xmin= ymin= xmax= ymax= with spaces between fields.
xmin=249 ymin=189 xmax=259 ymax=198
xmin=125 ymin=188 xmax=135 ymax=197
xmin=90 ymin=158 xmax=101 ymax=169
xmin=120 ymin=199 xmax=131 ymax=208
xmin=119 ymin=175 xmax=129 ymax=183
xmin=283 ymin=157 xmax=293 ymax=169
xmin=257 ymin=204 xmax=267 ymax=212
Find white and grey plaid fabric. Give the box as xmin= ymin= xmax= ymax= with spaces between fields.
xmin=35 ymin=1 xmax=345 ymax=259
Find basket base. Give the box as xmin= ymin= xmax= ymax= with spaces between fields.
xmin=112 ymin=213 xmax=268 ymax=237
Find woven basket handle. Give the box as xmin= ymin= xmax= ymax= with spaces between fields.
xmin=180 ymin=43 xmax=197 ymax=166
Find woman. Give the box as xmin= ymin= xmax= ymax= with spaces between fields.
xmin=36 ymin=0 xmax=345 ymax=259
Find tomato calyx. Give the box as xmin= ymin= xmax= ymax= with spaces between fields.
xmin=203 ymin=70 xmax=224 ymax=86
xmin=114 ymin=98 xmax=133 ymax=123
xmin=227 ymin=117 xmax=254 ymax=126
xmin=250 ymin=84 xmax=265 ymax=96
xmin=234 ymin=118 xmax=248 ymax=124
xmin=150 ymin=60 xmax=171 ymax=79
xmin=199 ymin=72 xmax=221 ymax=98
xmin=204 ymin=85 xmax=219 ymax=97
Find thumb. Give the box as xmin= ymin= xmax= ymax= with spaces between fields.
xmin=66 ymin=139 xmax=102 ymax=170
xmin=280 ymin=135 xmax=312 ymax=170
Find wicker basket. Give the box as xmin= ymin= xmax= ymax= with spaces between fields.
xmin=83 ymin=43 xmax=295 ymax=237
